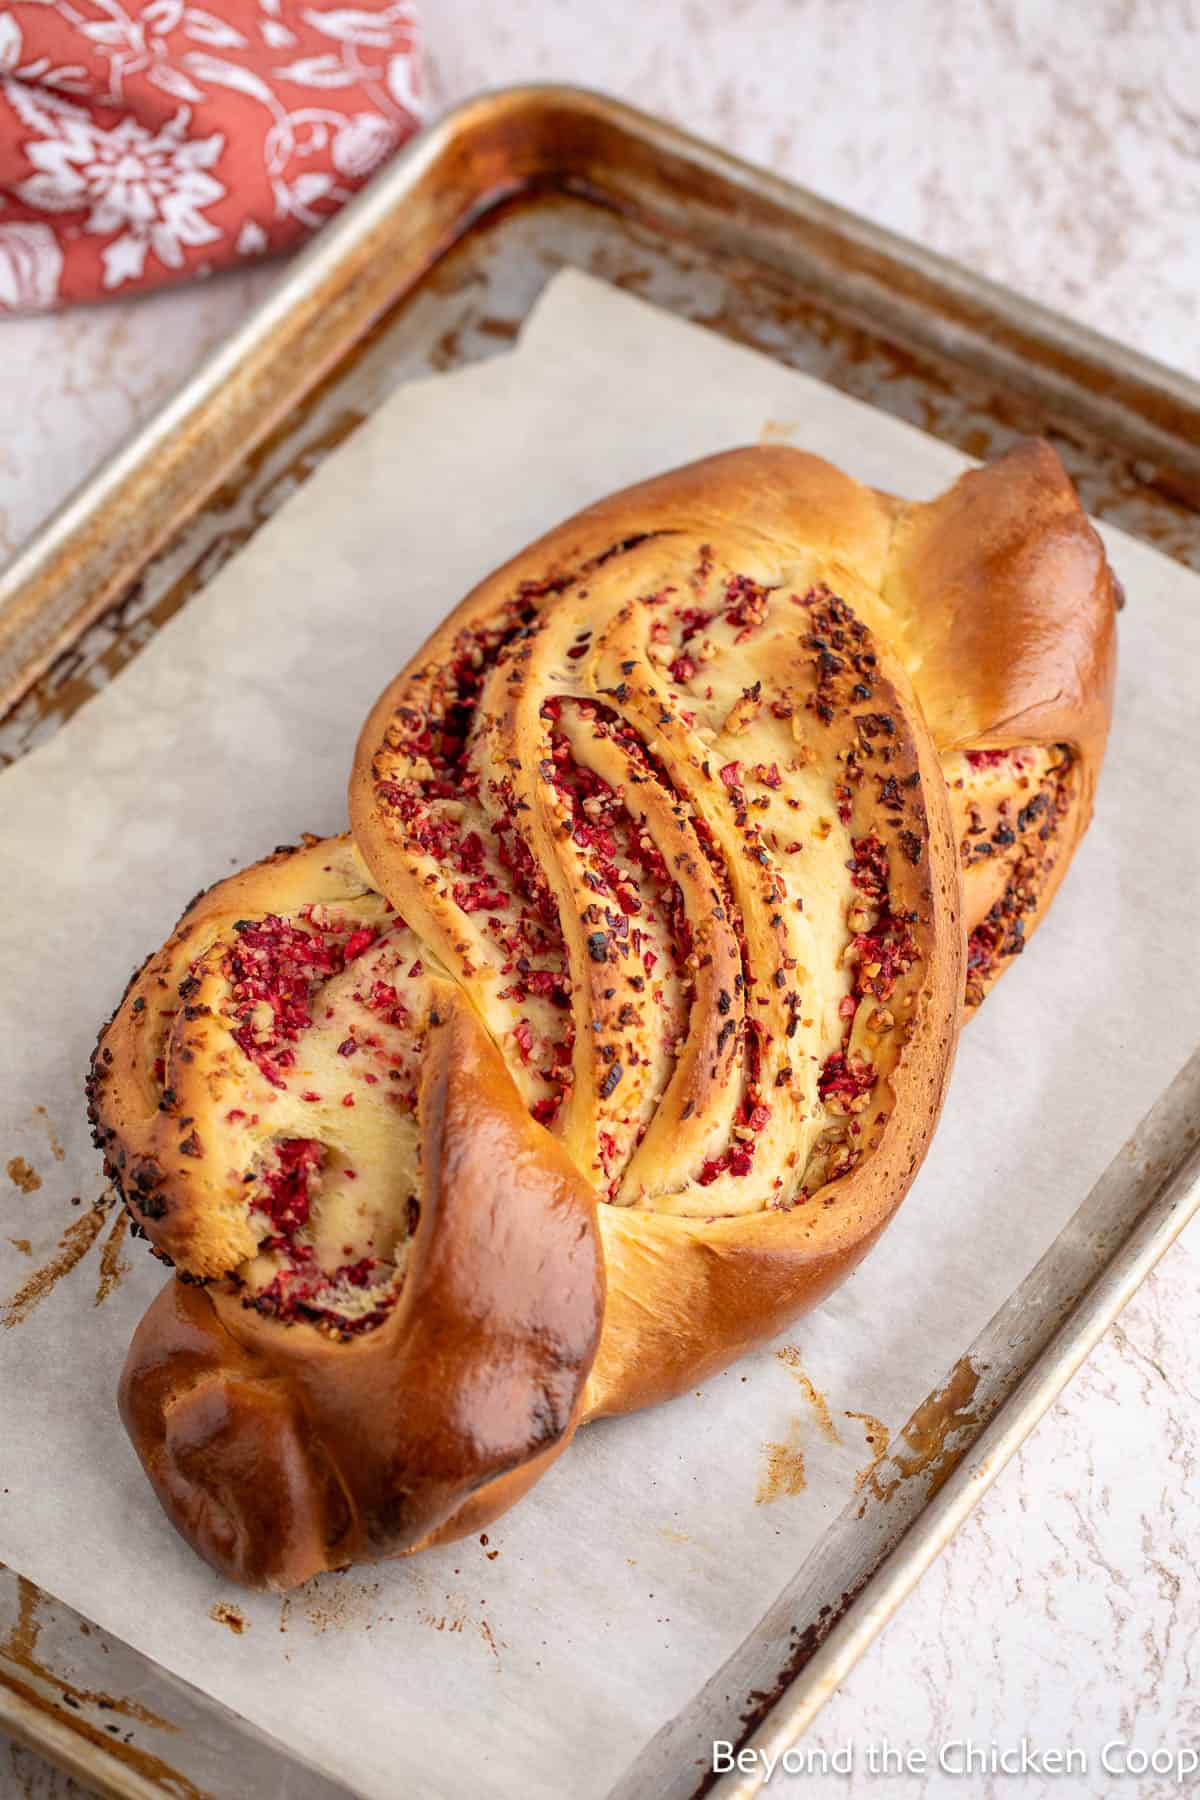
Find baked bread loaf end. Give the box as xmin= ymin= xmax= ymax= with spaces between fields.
xmin=93 ymin=839 xmax=604 ymax=1587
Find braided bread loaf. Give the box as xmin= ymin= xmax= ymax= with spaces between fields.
xmin=89 ymin=442 xmax=1116 ymax=1588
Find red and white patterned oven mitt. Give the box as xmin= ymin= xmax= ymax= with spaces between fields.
xmin=0 ymin=0 xmax=423 ymax=312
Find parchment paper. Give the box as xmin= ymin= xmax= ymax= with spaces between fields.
xmin=2 ymin=269 xmax=1198 ymax=1800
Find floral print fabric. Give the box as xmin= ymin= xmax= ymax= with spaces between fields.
xmin=0 ymin=0 xmax=423 ymax=311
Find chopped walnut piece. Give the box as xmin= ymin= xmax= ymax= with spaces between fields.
xmin=723 ymin=688 xmax=762 ymax=736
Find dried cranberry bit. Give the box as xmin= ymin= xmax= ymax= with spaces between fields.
xmin=817 ymin=1052 xmax=876 ymax=1114
xmin=722 ymin=574 xmax=772 ymax=640
xmin=695 ymin=1082 xmax=772 ymax=1185
xmin=965 ymin=748 xmax=1017 ymax=770
xmin=697 ymin=1140 xmax=754 ymax=1185
xmin=675 ymin=604 xmax=714 ymax=644
xmin=597 ymin=1129 xmax=621 ymax=1175
xmin=364 ymin=980 xmax=409 ymax=1028
xmin=847 ymin=833 xmax=889 ymax=901
xmin=453 ymin=877 xmax=509 ymax=914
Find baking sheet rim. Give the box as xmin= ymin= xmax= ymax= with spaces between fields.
xmin=4 ymin=82 xmax=1200 ymax=1799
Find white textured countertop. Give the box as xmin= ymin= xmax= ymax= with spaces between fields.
xmin=4 ymin=5 xmax=1199 ymax=1796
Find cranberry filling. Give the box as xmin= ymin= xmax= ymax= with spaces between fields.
xmin=545 ymin=707 xmax=691 ymax=964
xmin=542 ymin=699 xmax=694 ymax=1176
xmin=244 ymin=1134 xmax=415 ymax=1334
xmin=246 ymin=1250 xmax=400 ymax=1336
xmin=225 ymin=916 xmax=347 ymax=1089
xmin=377 ymin=608 xmax=576 ymax=1123
xmin=486 ymin=783 xmax=575 ymax=1123
xmin=692 ymin=1012 xmax=769 ymax=1183
xmin=251 ymin=1137 xmax=323 ymax=1246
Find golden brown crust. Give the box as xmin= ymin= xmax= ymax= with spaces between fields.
xmin=879 ymin=440 xmax=1117 ymax=1004
xmin=96 ymin=439 xmax=1115 ymax=1586
xmin=880 ymin=441 xmax=1116 ymax=768
xmin=118 ymin=984 xmax=603 ymax=1588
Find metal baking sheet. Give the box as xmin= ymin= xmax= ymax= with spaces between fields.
xmin=2 ymin=85 xmax=1200 ymax=1799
